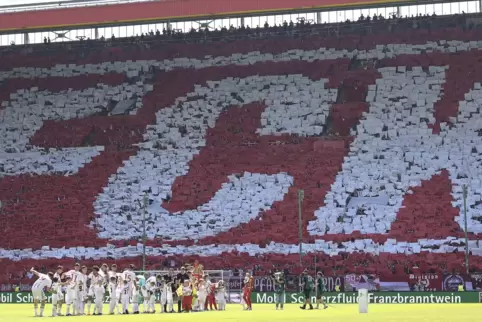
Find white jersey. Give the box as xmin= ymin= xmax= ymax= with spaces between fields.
xmin=53 ymin=272 xmax=63 ymax=291
xmin=108 ymin=282 xmax=117 ymax=297
xmin=32 ymin=273 xmax=52 ymax=290
xmin=79 ymin=273 xmax=88 ymax=293
xmin=108 ymin=270 xmax=120 ymax=282
xmin=146 ymin=276 xmax=157 ymax=289
xmin=216 ymin=286 xmax=226 ymax=297
xmin=99 ymin=270 xmax=108 ymax=285
xmin=162 ymin=283 xmax=172 ymax=297
xmin=108 ymin=271 xmax=121 ymax=289
xmin=90 ymin=274 xmax=104 ymax=288
xmin=52 ymin=281 xmax=63 ymax=296
xmin=120 ymin=284 xmax=130 ymax=298
xmin=146 ymin=276 xmax=157 ymax=286
xmin=65 ymin=270 xmax=82 ymax=289
xmin=116 ymin=273 xmax=124 ymax=291
xmin=147 ymin=282 xmax=157 ymax=293
xmin=198 ymin=284 xmax=207 ymax=295
xmin=87 ymin=272 xmax=94 ymax=285
xmin=122 ymin=270 xmax=136 ymax=286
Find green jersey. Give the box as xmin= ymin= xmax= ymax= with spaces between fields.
xmin=316 ymin=277 xmax=325 ymax=293
xmin=303 ymin=275 xmax=314 ymax=291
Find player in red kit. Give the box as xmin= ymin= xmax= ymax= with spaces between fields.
xmin=242 ymin=272 xmax=254 ymax=310
xmin=205 ymin=279 xmax=217 ymax=310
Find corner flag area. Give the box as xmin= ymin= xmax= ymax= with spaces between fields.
xmin=0 ymin=303 xmax=480 ymax=322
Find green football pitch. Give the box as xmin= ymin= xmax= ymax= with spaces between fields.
xmin=1 ymin=303 xmax=480 ymax=322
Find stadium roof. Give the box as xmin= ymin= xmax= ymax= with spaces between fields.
xmin=0 ymin=0 xmax=469 ymax=33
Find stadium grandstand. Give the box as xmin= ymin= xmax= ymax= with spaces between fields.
xmin=0 ymin=0 xmax=479 ymax=45
xmin=1 ymin=0 xmax=482 ymax=299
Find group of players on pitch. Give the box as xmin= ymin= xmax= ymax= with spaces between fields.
xmin=271 ymin=269 xmax=329 ymax=311
xmin=30 ymin=261 xmax=327 ymax=317
xmin=299 ymin=270 xmax=329 ymax=310
xmin=29 ymin=260 xmax=239 ymax=317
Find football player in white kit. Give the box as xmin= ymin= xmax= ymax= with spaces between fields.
xmin=86 ymin=264 xmax=106 ymax=315
xmin=100 ymin=263 xmax=109 ymax=280
xmin=64 ymin=263 xmax=81 ymax=316
xmin=30 ymin=267 xmax=54 ymax=317
xmin=87 ymin=263 xmax=109 ymax=315
xmin=50 ymin=276 xmax=61 ymax=317
xmin=108 ymin=276 xmax=118 ymax=315
xmin=52 ymin=265 xmax=64 ymax=316
xmin=121 ymin=264 xmax=137 ymax=314
xmin=86 ymin=268 xmax=95 ymax=315
xmin=89 ymin=266 xmax=105 ymax=315
xmin=132 ymin=284 xmax=141 ymax=314
xmin=146 ymin=279 xmax=158 ymax=313
xmin=216 ymin=280 xmax=227 ymax=310
xmin=197 ymin=279 xmax=207 ymax=312
xmin=51 ymin=268 xmax=70 ymax=317
xmin=161 ymin=277 xmax=174 ymax=313
xmin=77 ymin=265 xmax=88 ymax=315
xmin=120 ymin=279 xmax=131 ymax=314
xmin=108 ymin=264 xmax=122 ymax=314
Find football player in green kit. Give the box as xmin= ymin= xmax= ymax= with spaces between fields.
xmin=315 ymin=271 xmax=328 ymax=309
xmin=300 ymin=269 xmax=314 ymax=310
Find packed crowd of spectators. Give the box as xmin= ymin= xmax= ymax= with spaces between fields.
xmin=0 ymin=10 xmax=470 ymax=62
xmin=0 ymin=8 xmax=477 ymax=286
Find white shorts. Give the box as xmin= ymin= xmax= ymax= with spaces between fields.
xmin=54 ymin=291 xmax=64 ymax=301
xmin=216 ymin=295 xmax=226 ymax=303
xmin=109 ymin=294 xmax=117 ymax=303
xmin=141 ymin=288 xmax=148 ymax=298
xmin=65 ymin=288 xmax=77 ymax=304
xmin=116 ymin=289 xmax=122 ymax=299
xmin=76 ymin=290 xmax=87 ymax=302
xmin=52 ymin=293 xmax=61 ymax=305
xmin=161 ymin=294 xmax=173 ymax=303
xmin=121 ymin=293 xmax=130 ymax=301
xmin=94 ymin=287 xmax=105 ymax=300
xmin=32 ymin=288 xmax=46 ymax=301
